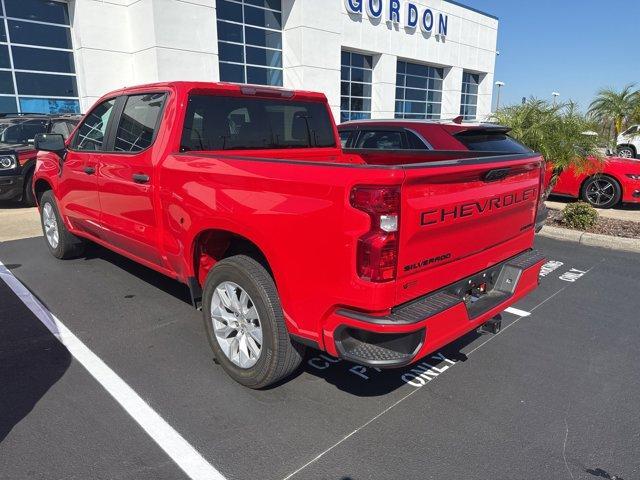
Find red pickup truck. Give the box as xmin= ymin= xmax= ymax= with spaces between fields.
xmin=32 ymin=82 xmax=545 ymax=388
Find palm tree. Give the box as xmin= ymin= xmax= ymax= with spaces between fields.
xmin=588 ymin=84 xmax=638 ymax=139
xmin=494 ymin=99 xmax=603 ymax=198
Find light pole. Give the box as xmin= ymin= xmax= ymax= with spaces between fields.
xmin=495 ymin=81 xmax=505 ymax=111
xmin=552 ymin=92 xmax=560 ymax=105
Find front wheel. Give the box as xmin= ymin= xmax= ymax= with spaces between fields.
xmin=580 ymin=175 xmax=621 ymax=209
xmin=202 ymin=255 xmax=305 ymax=388
xmin=39 ymin=190 xmax=85 ymax=259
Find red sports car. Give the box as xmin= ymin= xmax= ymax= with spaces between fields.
xmin=547 ymin=157 xmax=640 ymax=209
xmin=338 ymin=119 xmax=640 ymax=209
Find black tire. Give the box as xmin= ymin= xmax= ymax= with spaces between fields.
xmin=580 ymin=175 xmax=622 ymax=209
xmin=39 ymin=190 xmax=85 ymax=259
xmin=617 ymin=146 xmax=636 ymax=158
xmin=22 ymin=169 xmax=36 ymax=207
xmin=202 ymin=255 xmax=305 ymax=388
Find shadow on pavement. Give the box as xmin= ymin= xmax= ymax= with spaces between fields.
xmin=0 ymin=280 xmax=71 ymax=443
xmin=297 ymin=330 xmax=477 ymax=397
xmin=81 ymin=242 xmax=192 ymax=305
xmin=0 ymin=200 xmax=28 ymax=210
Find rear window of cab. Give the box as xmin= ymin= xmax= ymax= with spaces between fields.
xmin=180 ymin=95 xmax=337 ymax=151
xmin=455 ymin=130 xmax=532 ymax=153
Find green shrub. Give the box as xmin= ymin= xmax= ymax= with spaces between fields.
xmin=562 ymin=202 xmax=598 ymax=230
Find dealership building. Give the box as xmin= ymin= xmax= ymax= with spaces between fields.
xmin=0 ymin=0 xmax=498 ymax=122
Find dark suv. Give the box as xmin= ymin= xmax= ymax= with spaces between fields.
xmin=0 ymin=113 xmax=81 ymax=206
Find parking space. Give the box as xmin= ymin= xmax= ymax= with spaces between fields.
xmin=1 ymin=235 xmax=638 ymax=480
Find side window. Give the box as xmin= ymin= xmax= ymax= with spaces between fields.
xmin=73 ymin=99 xmax=116 ymax=151
xmin=406 ymin=131 xmax=430 ymax=150
xmin=339 ymin=130 xmax=353 ymax=148
xmin=355 ymin=130 xmax=404 ymax=149
xmin=113 ymin=93 xmax=166 ymax=152
xmin=50 ymin=120 xmax=71 ymax=139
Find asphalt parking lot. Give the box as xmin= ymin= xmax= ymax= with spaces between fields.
xmin=1 ymin=233 xmax=639 ymax=480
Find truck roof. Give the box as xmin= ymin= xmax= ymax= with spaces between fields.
xmin=97 ymin=81 xmax=329 ymax=103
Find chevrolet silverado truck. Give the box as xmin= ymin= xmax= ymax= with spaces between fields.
xmin=0 ymin=114 xmax=80 ymax=206
xmin=32 ymin=82 xmax=546 ymax=388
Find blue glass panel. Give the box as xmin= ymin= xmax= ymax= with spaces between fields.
xmin=245 ymin=0 xmax=281 ymax=10
xmin=19 ymin=97 xmax=80 ymax=114
xmin=0 ymin=45 xmax=10 ymax=69
xmin=219 ymin=42 xmax=244 ymax=63
xmin=219 ymin=62 xmax=245 ymax=83
xmin=12 ymin=46 xmax=75 ymax=73
xmin=350 ymin=82 xmax=371 ymax=98
xmin=16 ymin=72 xmax=77 ymax=96
xmin=7 ymin=20 xmax=72 ymax=49
xmin=216 ymin=0 xmax=243 ymax=22
xmin=244 ymin=5 xmax=281 ymax=29
xmin=245 ymin=26 xmax=281 ymax=48
xmin=0 ymin=96 xmax=17 ymax=113
xmin=5 ymin=0 xmax=70 ymax=25
xmin=246 ymin=46 xmax=281 ymax=68
xmin=217 ymin=20 xmax=243 ymax=43
xmin=0 ymin=71 xmax=14 ymax=94
xmin=246 ymin=66 xmax=282 ymax=86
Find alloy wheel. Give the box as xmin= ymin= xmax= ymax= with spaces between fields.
xmin=211 ymin=281 xmax=263 ymax=369
xmin=585 ymin=179 xmax=615 ymax=207
xmin=42 ymin=203 xmax=59 ymax=249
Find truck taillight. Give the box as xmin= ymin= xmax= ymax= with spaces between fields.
xmin=350 ymin=185 xmax=400 ymax=282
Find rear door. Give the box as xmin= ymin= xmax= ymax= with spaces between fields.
xmin=396 ymin=154 xmax=544 ymax=303
xmin=97 ymin=92 xmax=167 ymax=266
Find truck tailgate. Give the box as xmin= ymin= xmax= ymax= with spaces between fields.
xmin=397 ymin=154 xmax=543 ymax=303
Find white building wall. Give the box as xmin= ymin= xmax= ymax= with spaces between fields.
xmin=69 ymin=0 xmax=220 ymax=112
xmin=69 ymin=0 xmax=497 ymax=119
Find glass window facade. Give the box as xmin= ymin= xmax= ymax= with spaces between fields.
xmin=460 ymin=71 xmax=479 ymax=120
xmin=0 ymin=0 xmax=79 ymax=114
xmin=340 ymin=51 xmax=373 ymax=123
xmin=216 ymin=0 xmax=283 ymax=86
xmin=395 ymin=60 xmax=443 ymax=119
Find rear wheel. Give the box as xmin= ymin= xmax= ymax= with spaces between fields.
xmin=39 ymin=190 xmax=85 ymax=259
xmin=580 ymin=175 xmax=621 ymax=209
xmin=617 ymin=146 xmax=635 ymax=158
xmin=202 ymin=255 xmax=305 ymax=388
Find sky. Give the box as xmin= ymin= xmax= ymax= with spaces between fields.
xmin=466 ymin=0 xmax=640 ymax=111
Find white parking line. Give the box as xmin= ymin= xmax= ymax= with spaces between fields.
xmin=0 ymin=261 xmax=226 ymax=480
xmin=504 ymin=306 xmax=531 ymax=317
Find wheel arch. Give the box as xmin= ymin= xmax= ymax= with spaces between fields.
xmin=191 ymin=228 xmax=273 ymax=288
xmin=33 ymin=178 xmax=54 ymax=205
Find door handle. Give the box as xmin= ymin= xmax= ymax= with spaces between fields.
xmin=132 ymin=173 xmax=150 ymax=184
xmin=84 ymin=166 xmax=95 ymax=175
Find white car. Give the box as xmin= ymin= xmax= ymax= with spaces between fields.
xmin=617 ymin=125 xmax=639 ymax=158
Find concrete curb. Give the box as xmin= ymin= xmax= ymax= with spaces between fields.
xmin=538 ymin=225 xmax=640 ymax=253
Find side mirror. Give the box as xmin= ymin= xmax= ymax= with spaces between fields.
xmin=34 ymin=133 xmax=66 ymax=157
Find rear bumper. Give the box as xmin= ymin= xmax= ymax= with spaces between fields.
xmin=0 ymin=174 xmax=24 ymax=201
xmin=323 ymin=249 xmax=545 ymax=367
